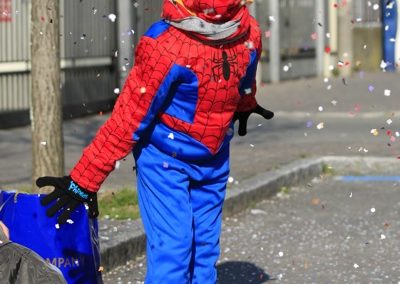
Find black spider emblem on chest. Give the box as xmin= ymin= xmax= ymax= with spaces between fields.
xmin=212 ymin=50 xmax=238 ymax=82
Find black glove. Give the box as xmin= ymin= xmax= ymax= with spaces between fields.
xmin=36 ymin=176 xmax=99 ymax=224
xmin=234 ymin=104 xmax=274 ymax=136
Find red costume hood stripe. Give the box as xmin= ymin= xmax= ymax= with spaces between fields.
xmin=162 ymin=0 xmax=251 ymax=43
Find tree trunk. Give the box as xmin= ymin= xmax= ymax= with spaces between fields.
xmin=30 ymin=0 xmax=64 ymax=192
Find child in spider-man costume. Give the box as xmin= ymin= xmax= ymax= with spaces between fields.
xmin=36 ymin=0 xmax=274 ymax=283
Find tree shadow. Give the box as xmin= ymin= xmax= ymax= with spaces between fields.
xmin=217 ymin=261 xmax=274 ymax=283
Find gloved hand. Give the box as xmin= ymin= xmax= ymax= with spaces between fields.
xmin=234 ymin=104 xmax=274 ymax=136
xmin=36 ymin=176 xmax=98 ymax=224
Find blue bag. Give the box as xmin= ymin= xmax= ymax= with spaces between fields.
xmin=0 ymin=190 xmax=102 ymax=284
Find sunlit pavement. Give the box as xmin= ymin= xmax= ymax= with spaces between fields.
xmin=1 ymin=72 xmax=400 ymax=192
xmin=103 ymin=175 xmax=400 ymax=283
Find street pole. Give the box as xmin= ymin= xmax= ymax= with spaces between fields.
xmin=316 ymin=0 xmax=325 ymax=76
xmin=117 ymin=0 xmax=134 ymax=88
xmin=31 ymin=0 xmax=64 ymax=190
xmin=396 ymin=0 xmax=400 ymax=70
xmin=337 ymin=0 xmax=353 ymax=77
xmin=269 ymin=0 xmax=280 ymax=83
xmin=326 ymin=0 xmax=339 ymax=77
xmin=248 ymin=0 xmax=263 ymax=85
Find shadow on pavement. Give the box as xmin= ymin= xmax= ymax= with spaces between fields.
xmin=217 ymin=261 xmax=273 ymax=283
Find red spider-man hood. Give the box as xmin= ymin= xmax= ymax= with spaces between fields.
xmin=162 ymin=0 xmax=251 ymax=44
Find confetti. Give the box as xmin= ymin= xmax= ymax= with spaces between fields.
xmin=108 ymin=13 xmax=117 ymax=22
xmin=311 ymin=32 xmax=317 ymax=40
xmin=278 ymin=251 xmax=284 ymax=257
xmin=370 ymin=129 xmax=379 ymax=136
xmin=368 ymin=85 xmax=374 ymax=92
xmin=113 ymin=88 xmax=120 ymax=94
xmin=325 ymin=46 xmax=331 ymax=53
xmin=354 ymin=263 xmax=359 ymax=269
xmin=168 ymin=133 xmax=174 ymax=140
xmin=384 ymin=89 xmax=391 ymax=97
xmin=380 ymin=234 xmax=386 ymax=240
xmin=140 ymin=87 xmax=146 ymax=94
xmin=66 ymin=219 xmax=74 ymax=224
xmin=162 ymin=162 xmax=169 ymax=168
xmin=386 ymin=119 xmax=393 ymax=125
xmin=115 ymin=160 xmax=121 ymax=170
xmin=98 ymin=266 xmax=104 ymax=272
xmin=316 ymin=122 xmax=324 ymax=130
xmin=370 ymin=207 xmax=376 ymax=213
xmin=55 ymin=224 xmax=60 ymax=229
xmin=318 ymin=106 xmax=324 ymax=112
xmin=40 ymin=141 xmax=47 ymax=146
xmin=331 ymin=100 xmax=337 ymax=106
xmin=228 ymin=176 xmax=234 ymax=183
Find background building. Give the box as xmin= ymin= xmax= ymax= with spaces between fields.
xmin=0 ymin=0 xmax=390 ymax=128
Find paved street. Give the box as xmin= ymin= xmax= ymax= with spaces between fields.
xmin=1 ymin=71 xmax=399 ymax=191
xmin=103 ymin=177 xmax=400 ymax=283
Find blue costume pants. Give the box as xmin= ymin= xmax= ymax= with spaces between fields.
xmin=135 ymin=142 xmax=230 ymax=284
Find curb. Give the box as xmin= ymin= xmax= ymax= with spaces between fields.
xmin=99 ymin=155 xmax=400 ymax=270
xmin=100 ymin=156 xmax=326 ymax=270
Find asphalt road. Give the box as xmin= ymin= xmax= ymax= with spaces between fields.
xmin=103 ymin=177 xmax=400 ymax=283
xmin=1 ymin=72 xmax=399 ymax=191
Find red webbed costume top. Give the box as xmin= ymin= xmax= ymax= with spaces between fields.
xmin=70 ymin=0 xmax=262 ymax=192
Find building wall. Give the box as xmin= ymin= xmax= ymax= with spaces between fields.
xmin=0 ymin=0 xmax=117 ymax=128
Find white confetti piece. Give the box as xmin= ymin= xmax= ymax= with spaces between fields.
xmin=278 ymin=251 xmax=284 ymax=257
xmin=386 ymin=119 xmax=393 ymax=125
xmin=115 ymin=160 xmax=121 ymax=170
xmin=108 ymin=13 xmax=117 ymax=22
xmin=316 ymin=122 xmax=324 ymax=130
xmin=370 ymin=207 xmax=376 ymax=213
xmin=318 ymin=106 xmax=324 ymax=112
xmin=114 ymin=88 xmax=120 ymax=94
xmin=331 ymin=100 xmax=337 ymax=106
xmin=66 ymin=219 xmax=74 ymax=224
xmin=140 ymin=87 xmax=146 ymax=94
xmin=250 ymin=209 xmax=267 ymax=215
xmin=162 ymin=162 xmax=169 ymax=168
xmin=244 ymin=88 xmax=252 ymax=95
xmin=370 ymin=129 xmax=379 ymax=136
xmin=55 ymin=224 xmax=60 ymax=229
xmin=384 ymin=89 xmax=391 ymax=97
xmin=228 ymin=176 xmax=234 ymax=183
xmin=168 ymin=133 xmax=174 ymax=140
xmin=354 ymin=263 xmax=359 ymax=269
xmin=40 ymin=141 xmax=47 ymax=146
xmin=380 ymin=234 xmax=386 ymax=240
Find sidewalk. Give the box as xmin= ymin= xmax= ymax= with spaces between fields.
xmin=1 ymin=71 xmax=399 ymax=190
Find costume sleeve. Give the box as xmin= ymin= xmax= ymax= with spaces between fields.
xmin=70 ymin=36 xmax=176 ymax=192
xmin=236 ymin=23 xmax=262 ymax=112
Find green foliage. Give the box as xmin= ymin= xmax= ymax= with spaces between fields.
xmin=322 ymin=164 xmax=335 ymax=176
xmin=98 ymin=188 xmax=140 ymax=220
